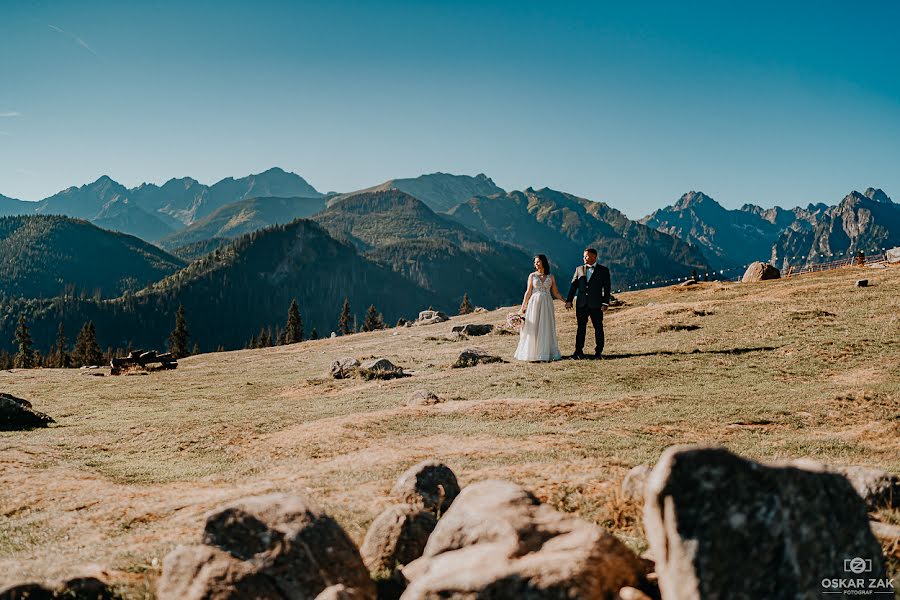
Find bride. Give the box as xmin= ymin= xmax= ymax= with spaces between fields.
xmin=514 ymin=254 xmax=565 ymax=362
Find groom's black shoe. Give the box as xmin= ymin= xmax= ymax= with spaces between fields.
xmin=592 ymin=352 xmax=604 ymax=360
xmin=570 ymin=351 xmax=586 ymax=360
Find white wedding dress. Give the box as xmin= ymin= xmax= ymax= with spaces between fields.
xmin=514 ymin=273 xmax=562 ymax=362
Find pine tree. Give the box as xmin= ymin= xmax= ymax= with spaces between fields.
xmin=168 ymin=305 xmax=190 ymax=359
xmin=74 ymin=321 xmax=102 ymax=367
xmin=247 ymin=335 xmax=258 ymax=349
xmin=285 ymin=299 xmax=304 ymax=344
xmin=0 ymin=350 xmax=12 ymax=370
xmin=459 ymin=293 xmax=474 ymax=315
xmin=362 ymin=304 xmax=385 ymax=332
xmin=191 ymin=342 xmax=200 ymax=356
xmin=54 ymin=322 xmax=71 ymax=368
xmin=310 ymin=328 xmax=319 ymax=340
xmin=338 ymin=299 xmax=352 ymax=335
xmin=13 ymin=314 xmax=36 ymax=369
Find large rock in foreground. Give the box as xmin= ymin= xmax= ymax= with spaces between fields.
xmin=835 ymin=465 xmax=899 ymax=510
xmin=360 ymin=504 xmax=437 ymax=573
xmin=0 ymin=392 xmax=55 ymax=431
xmin=159 ymin=493 xmax=375 ymax=600
xmin=0 ymin=576 xmax=114 ymax=600
xmin=401 ymin=480 xmax=649 ymax=599
xmin=741 ymin=261 xmax=780 ymax=283
xmin=644 ymin=446 xmax=887 ymax=600
xmin=391 ymin=460 xmax=460 ymax=514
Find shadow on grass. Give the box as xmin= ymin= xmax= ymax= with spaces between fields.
xmin=602 ymin=346 xmax=778 ymax=360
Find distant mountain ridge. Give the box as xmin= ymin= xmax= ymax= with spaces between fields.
xmin=7 ymin=167 xmax=322 ymax=241
xmin=158 ymin=195 xmax=327 ymax=250
xmin=773 ymin=188 xmax=900 ymax=267
xmin=640 ymin=187 xmax=898 ymax=270
xmin=449 ymin=187 xmax=710 ymax=286
xmin=330 ymin=172 xmax=504 ymax=213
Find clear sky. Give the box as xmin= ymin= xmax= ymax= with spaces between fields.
xmin=2 ymin=0 xmax=899 ymax=217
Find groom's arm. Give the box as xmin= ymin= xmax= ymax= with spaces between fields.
xmin=600 ymin=267 xmax=611 ymax=306
xmin=566 ymin=268 xmax=579 ymax=304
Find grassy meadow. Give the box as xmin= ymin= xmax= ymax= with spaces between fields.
xmin=2 ymin=264 xmax=899 ymax=596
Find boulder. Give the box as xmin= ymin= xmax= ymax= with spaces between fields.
xmin=856 ymin=279 xmax=869 ymax=287
xmin=401 ymin=480 xmax=649 ymax=599
xmin=391 ymin=460 xmax=460 ymax=514
xmin=452 ymin=348 xmax=504 ymax=369
xmin=406 ymin=390 xmax=443 ymax=407
xmin=158 ymin=493 xmax=376 ymax=600
xmin=644 ymin=445 xmax=887 ymax=600
xmin=157 ymin=545 xmax=283 ymax=600
xmin=886 ymin=246 xmax=900 ymax=264
xmin=360 ymin=504 xmax=438 ymax=573
xmin=0 ymin=576 xmax=114 ymax=600
xmin=315 ymin=585 xmax=368 ymax=600
xmin=741 ymin=261 xmax=780 ymax=283
xmin=411 ymin=311 xmax=449 ymax=327
xmin=618 ymin=587 xmax=653 ymax=600
xmin=450 ymin=324 xmax=494 ymax=337
xmin=621 ymin=465 xmax=651 ymax=501
xmin=359 ymin=358 xmax=407 ymax=380
xmin=0 ymin=393 xmax=55 ymax=431
xmin=835 ymin=465 xmax=899 ymax=510
xmin=330 ymin=357 xmax=360 ymax=379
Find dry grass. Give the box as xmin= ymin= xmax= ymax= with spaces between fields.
xmin=2 ymin=265 xmax=899 ymax=595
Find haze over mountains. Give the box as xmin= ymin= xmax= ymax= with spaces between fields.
xmin=2 ymin=167 xmax=898 ymax=355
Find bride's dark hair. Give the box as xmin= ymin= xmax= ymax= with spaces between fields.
xmin=535 ymin=254 xmax=550 ymax=275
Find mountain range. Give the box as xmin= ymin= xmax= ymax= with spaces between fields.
xmin=1 ymin=167 xmax=322 ymax=241
xmin=641 ymin=187 xmax=897 ymax=270
xmin=449 ymin=187 xmax=709 ymax=284
xmin=2 ymin=168 xmax=898 ymax=355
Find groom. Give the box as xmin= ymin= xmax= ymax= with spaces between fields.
xmin=565 ymin=248 xmax=611 ymax=359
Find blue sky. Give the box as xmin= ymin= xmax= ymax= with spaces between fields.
xmin=1 ymin=0 xmax=899 ymax=217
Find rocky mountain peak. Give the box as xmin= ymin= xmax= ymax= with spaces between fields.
xmin=673 ymin=191 xmax=718 ymax=211
xmin=864 ymin=187 xmax=892 ymax=203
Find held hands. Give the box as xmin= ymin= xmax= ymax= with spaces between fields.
xmin=565 ymin=301 xmax=573 ymax=310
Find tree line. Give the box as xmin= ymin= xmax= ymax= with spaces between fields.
xmin=3 ymin=294 xmax=477 ymax=369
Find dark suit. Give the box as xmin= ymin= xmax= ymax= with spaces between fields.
xmin=566 ymin=263 xmax=611 ymax=355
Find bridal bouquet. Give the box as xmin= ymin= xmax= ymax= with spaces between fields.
xmin=506 ymin=312 xmax=525 ymax=331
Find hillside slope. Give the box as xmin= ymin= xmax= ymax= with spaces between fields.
xmin=0 ymin=214 xmax=185 ymax=299
xmin=158 ymin=196 xmax=327 ymax=250
xmin=449 ymin=187 xmax=710 ymax=286
xmin=0 ymin=219 xmax=436 ymax=352
xmin=1 ymin=264 xmax=897 ymax=593
xmin=314 ymin=189 xmax=531 ymax=307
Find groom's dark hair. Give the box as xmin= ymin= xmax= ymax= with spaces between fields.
xmin=535 ymin=254 xmax=551 ymax=275
xmin=584 ymin=248 xmax=598 ymax=257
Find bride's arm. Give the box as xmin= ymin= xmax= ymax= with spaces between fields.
xmin=550 ymin=275 xmax=565 ymax=301
xmin=520 ymin=275 xmax=534 ymax=313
